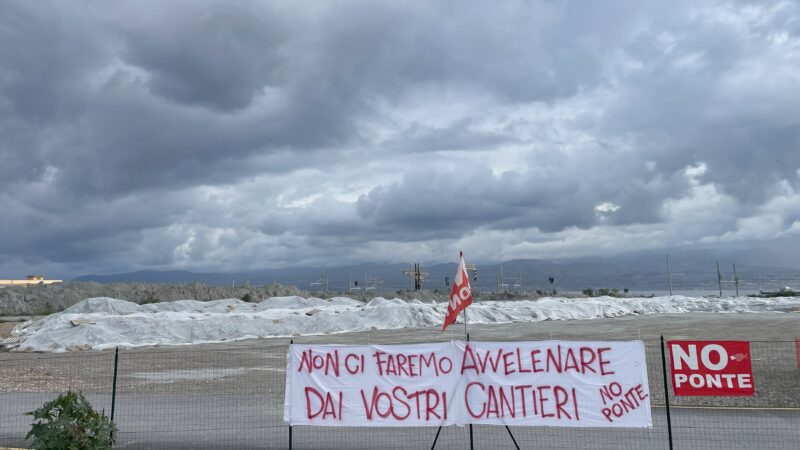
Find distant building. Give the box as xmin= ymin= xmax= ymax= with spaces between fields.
xmin=0 ymin=275 xmax=62 ymax=286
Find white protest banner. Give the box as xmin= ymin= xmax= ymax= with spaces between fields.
xmin=284 ymin=341 xmax=651 ymax=428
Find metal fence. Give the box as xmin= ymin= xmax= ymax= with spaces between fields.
xmin=1 ymin=337 xmax=798 ymax=449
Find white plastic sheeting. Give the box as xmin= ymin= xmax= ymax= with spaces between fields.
xmin=12 ymin=295 xmax=800 ymax=352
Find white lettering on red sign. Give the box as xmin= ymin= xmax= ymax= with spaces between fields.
xmin=667 ymin=340 xmax=755 ymax=396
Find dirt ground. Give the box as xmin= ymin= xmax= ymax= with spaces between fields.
xmin=1 ymin=313 xmax=798 ymax=404
xmin=0 ymin=322 xmax=18 ymax=338
xmin=1 ymin=312 xmax=799 ymax=450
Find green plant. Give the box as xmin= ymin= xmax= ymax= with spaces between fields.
xmin=240 ymin=293 xmax=254 ymax=302
xmin=26 ymin=391 xmax=116 ymax=449
xmin=582 ymin=288 xmax=595 ymax=297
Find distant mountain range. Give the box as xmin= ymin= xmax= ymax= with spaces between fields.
xmin=75 ymin=248 xmax=800 ymax=293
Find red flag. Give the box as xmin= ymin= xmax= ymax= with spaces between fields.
xmin=442 ymin=251 xmax=473 ymax=331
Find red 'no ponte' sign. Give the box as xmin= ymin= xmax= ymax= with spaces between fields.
xmin=667 ymin=340 xmax=755 ymax=396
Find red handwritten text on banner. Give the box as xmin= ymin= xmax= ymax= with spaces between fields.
xmin=284 ymin=341 xmax=652 ymax=427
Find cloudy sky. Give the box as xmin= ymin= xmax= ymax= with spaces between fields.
xmin=1 ymin=0 xmax=799 ymax=278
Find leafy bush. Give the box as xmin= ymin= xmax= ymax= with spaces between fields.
xmin=582 ymin=288 xmax=595 ymax=297
xmin=26 ymin=391 xmax=116 ymax=450
xmin=240 ymin=293 xmax=254 ymax=302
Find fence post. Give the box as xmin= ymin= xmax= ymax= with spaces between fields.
xmin=111 ymin=346 xmax=119 ymax=423
xmin=467 ymin=333 xmax=474 ymax=450
xmin=659 ymin=336 xmax=674 ymax=450
xmin=289 ymin=339 xmax=293 ymax=450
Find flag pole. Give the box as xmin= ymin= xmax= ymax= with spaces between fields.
xmin=463 ymin=306 xmax=468 ymax=340
xmin=461 ymin=251 xmax=468 ymax=340
xmin=434 ymin=251 xmax=474 ymax=450
xmin=461 ymin=253 xmax=473 ymax=450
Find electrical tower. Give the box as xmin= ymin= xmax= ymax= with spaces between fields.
xmin=494 ymin=265 xmax=523 ymax=292
xmin=512 ymin=271 xmax=522 ymax=291
xmin=464 ymin=264 xmax=477 ymax=281
xmin=403 ymin=263 xmax=429 ymax=290
xmin=496 ymin=263 xmax=509 ymax=292
xmin=310 ymin=272 xmax=329 ymax=293
xmin=364 ymin=272 xmax=382 ymax=292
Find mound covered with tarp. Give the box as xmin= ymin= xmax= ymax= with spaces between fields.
xmin=10 ymin=294 xmax=800 ymax=352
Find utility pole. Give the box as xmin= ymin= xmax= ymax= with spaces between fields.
xmin=497 ymin=263 xmax=508 ymax=292
xmin=402 ymin=263 xmax=428 ymax=291
xmin=716 ymin=261 xmax=723 ymax=297
xmin=666 ymin=254 xmax=673 ymax=296
xmin=733 ymin=262 xmax=740 ymax=297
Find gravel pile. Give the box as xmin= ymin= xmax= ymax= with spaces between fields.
xmin=0 ymin=282 xmax=310 ymax=315
xmin=0 ymin=282 xmax=556 ymax=316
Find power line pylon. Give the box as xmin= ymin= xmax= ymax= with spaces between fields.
xmin=403 ymin=263 xmax=429 ymax=290
xmin=310 ymin=272 xmax=328 ymax=293
xmin=364 ymin=273 xmax=382 ymax=292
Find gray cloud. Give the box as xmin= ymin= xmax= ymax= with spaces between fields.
xmin=1 ymin=0 xmax=799 ymax=278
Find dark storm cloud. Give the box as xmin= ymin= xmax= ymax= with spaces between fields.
xmin=117 ymin=3 xmax=289 ymax=112
xmin=1 ymin=0 xmax=799 ymax=277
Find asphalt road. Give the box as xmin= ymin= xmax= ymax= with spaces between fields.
xmin=1 ymin=392 xmax=798 ymax=449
